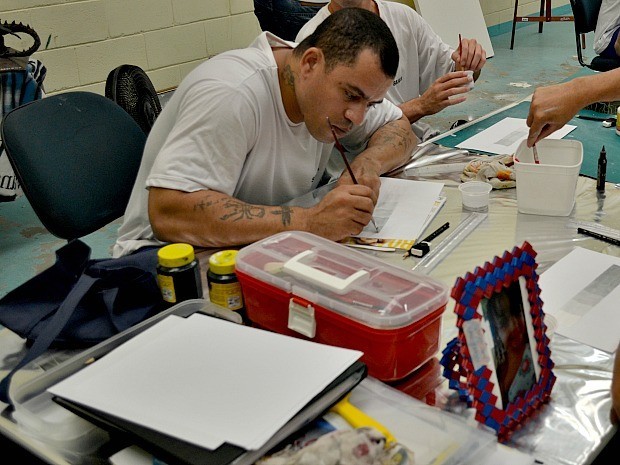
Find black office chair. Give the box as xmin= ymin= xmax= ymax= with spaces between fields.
xmin=0 ymin=91 xmax=146 ymax=241
xmin=570 ymin=0 xmax=620 ymax=71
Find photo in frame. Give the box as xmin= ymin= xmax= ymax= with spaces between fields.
xmin=440 ymin=242 xmax=555 ymax=441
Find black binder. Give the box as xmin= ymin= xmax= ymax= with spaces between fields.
xmin=40 ymin=301 xmax=367 ymax=465
xmin=54 ymin=360 xmax=367 ymax=465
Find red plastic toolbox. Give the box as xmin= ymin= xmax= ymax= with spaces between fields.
xmin=235 ymin=232 xmax=448 ymax=382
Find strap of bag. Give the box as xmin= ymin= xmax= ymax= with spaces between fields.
xmin=0 ymin=272 xmax=98 ymax=405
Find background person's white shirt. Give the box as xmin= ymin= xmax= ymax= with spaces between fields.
xmin=594 ymin=0 xmax=620 ymax=55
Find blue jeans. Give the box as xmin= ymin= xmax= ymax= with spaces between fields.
xmin=600 ymin=27 xmax=620 ymax=59
xmin=254 ymin=0 xmax=323 ymax=41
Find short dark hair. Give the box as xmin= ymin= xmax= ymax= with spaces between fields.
xmin=294 ymin=8 xmax=399 ymax=78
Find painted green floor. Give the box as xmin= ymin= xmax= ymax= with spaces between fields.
xmin=0 ymin=17 xmax=596 ymax=299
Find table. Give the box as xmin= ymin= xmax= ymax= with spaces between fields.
xmin=0 ymin=158 xmax=618 ymax=465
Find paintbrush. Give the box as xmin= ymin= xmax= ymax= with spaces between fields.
xmin=327 ymin=117 xmax=379 ymax=233
xmin=532 ymin=144 xmax=540 ymax=164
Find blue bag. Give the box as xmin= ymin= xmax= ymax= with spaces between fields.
xmin=0 ymin=240 xmax=164 ymax=404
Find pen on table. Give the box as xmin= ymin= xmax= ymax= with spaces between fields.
xmin=576 ymin=114 xmax=617 ymax=126
xmin=327 ymin=117 xmax=379 ymax=232
xmin=577 ymin=227 xmax=620 ymax=247
xmin=597 ymin=145 xmax=607 ymax=192
xmin=404 ymin=221 xmax=450 ymax=259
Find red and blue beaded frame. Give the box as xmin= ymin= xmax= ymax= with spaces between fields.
xmin=440 ymin=241 xmax=556 ymax=442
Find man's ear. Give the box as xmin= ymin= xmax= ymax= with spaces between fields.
xmin=299 ymin=47 xmax=324 ymax=78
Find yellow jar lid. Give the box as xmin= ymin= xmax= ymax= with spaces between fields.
xmin=209 ymin=250 xmax=238 ymax=275
xmin=158 ymin=243 xmax=195 ymax=268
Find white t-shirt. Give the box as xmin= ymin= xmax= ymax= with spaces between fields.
xmin=296 ymin=1 xmax=455 ymax=141
xmin=113 ymin=32 xmax=402 ymax=257
xmin=593 ymin=0 xmax=620 ymax=55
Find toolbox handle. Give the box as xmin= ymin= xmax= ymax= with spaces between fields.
xmin=283 ymin=250 xmax=368 ymax=293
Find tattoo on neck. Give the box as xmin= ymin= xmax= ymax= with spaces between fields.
xmin=281 ymin=64 xmax=295 ymax=90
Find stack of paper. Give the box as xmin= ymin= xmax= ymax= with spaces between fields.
xmin=49 ymin=314 xmax=363 ymax=454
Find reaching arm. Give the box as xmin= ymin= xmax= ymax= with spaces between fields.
xmin=527 ymin=68 xmax=620 ymax=146
xmin=148 ymin=183 xmax=380 ymax=248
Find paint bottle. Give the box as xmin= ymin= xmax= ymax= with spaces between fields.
xmin=157 ymin=243 xmax=203 ymax=306
xmin=207 ymin=250 xmax=246 ymax=322
xmin=597 ymin=146 xmax=607 ymax=192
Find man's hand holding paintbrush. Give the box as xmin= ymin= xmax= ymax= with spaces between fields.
xmin=328 ymin=117 xmax=380 ymax=232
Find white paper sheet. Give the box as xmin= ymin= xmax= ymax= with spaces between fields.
xmin=456 ymin=117 xmax=576 ymax=155
xmin=538 ymin=247 xmax=620 ymax=353
xmin=355 ymin=178 xmax=444 ymax=240
xmin=49 ymin=314 xmax=362 ymax=451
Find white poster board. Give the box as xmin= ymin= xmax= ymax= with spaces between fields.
xmin=413 ymin=0 xmax=494 ymax=58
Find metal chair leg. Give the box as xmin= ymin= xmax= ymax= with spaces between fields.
xmin=511 ymin=0 xmax=519 ymax=50
xmin=538 ymin=0 xmax=545 ymax=33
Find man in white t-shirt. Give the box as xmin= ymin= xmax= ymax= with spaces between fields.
xmin=113 ymin=8 xmax=415 ymax=257
xmin=296 ymin=0 xmax=487 ymax=141
xmin=594 ymin=0 xmax=620 ymax=59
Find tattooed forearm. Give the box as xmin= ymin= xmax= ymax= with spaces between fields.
xmin=219 ymin=199 xmax=266 ymax=222
xmin=192 ymin=193 xmax=220 ymax=212
xmin=192 ymin=193 xmax=293 ymax=226
xmin=271 ymin=206 xmax=293 ymax=226
xmin=372 ymin=120 xmax=416 ymax=153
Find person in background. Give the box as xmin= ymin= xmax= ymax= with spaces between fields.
xmin=253 ymin=0 xmax=324 ymax=41
xmin=295 ymin=0 xmax=487 ymax=142
xmin=594 ymin=0 xmax=620 ymax=60
xmin=113 ymin=8 xmax=416 ymax=257
xmin=526 ymin=67 xmax=620 ymax=146
xmin=527 ymin=68 xmax=620 ymax=425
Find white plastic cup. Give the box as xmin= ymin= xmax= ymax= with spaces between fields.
xmin=459 ymin=181 xmax=492 ymax=212
xmin=449 ymin=70 xmax=474 ymax=100
xmin=462 ymin=70 xmax=474 ymax=91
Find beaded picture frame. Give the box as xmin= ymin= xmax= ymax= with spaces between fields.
xmin=440 ymin=242 xmax=556 ymax=442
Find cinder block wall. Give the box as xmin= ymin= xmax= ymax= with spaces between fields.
xmin=1 ymin=0 xmax=261 ymax=95
xmin=1 ymin=0 xmax=568 ymax=95
xmin=479 ymin=0 xmax=570 ymax=29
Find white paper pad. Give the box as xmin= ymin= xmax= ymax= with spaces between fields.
xmin=355 ymin=177 xmax=444 ymax=240
xmin=538 ymin=247 xmax=620 ymax=353
xmin=456 ymin=117 xmax=576 ymax=155
xmin=49 ymin=315 xmax=362 ymax=451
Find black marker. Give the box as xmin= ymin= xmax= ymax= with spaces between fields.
xmin=577 ymin=227 xmax=620 ymax=247
xmin=597 ymin=145 xmax=607 ymax=192
xmin=404 ymin=222 xmax=450 ymax=258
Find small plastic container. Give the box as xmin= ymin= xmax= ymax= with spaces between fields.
xmin=207 ymin=250 xmax=246 ymax=322
xmin=459 ymin=181 xmax=492 ymax=212
xmin=514 ymin=139 xmax=583 ymax=216
xmin=12 ymin=389 xmax=109 ymax=460
xmin=157 ymin=243 xmax=203 ymax=305
xmin=235 ymin=231 xmax=449 ymax=381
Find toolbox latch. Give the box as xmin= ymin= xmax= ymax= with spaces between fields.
xmin=288 ymin=298 xmax=316 ymax=338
